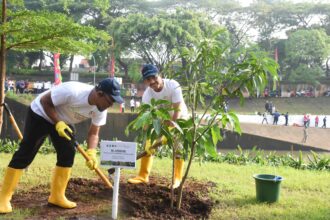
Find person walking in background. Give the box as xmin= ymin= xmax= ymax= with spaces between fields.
xmin=130 ymin=98 xmax=135 ymax=112
xmin=284 ymin=112 xmax=289 ymax=126
xmin=120 ymin=101 xmax=125 ymax=113
xmin=265 ymin=101 xmax=269 ymax=113
xmin=135 ymin=100 xmax=141 ymax=108
xmin=262 ymin=111 xmax=268 ymax=124
xmin=302 ymin=127 xmax=308 ymax=143
xmin=303 ymin=114 xmax=308 ymax=127
xmin=268 ymin=101 xmax=273 ymax=114
xmin=273 ymin=110 xmax=280 ymax=125
xmin=315 ymin=115 xmax=319 ymax=128
xmin=307 ymin=114 xmax=310 ymax=127
xmin=271 ymin=104 xmax=276 ymax=115
xmin=322 ymin=116 xmax=327 ymax=128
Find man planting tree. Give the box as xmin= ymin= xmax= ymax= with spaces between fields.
xmin=128 ymin=64 xmax=188 ymax=188
xmin=0 ymin=78 xmax=123 ymax=213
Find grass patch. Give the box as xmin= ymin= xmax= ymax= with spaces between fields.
xmin=1 ymin=154 xmax=329 ymax=219
xmin=139 ymin=158 xmax=330 ymax=220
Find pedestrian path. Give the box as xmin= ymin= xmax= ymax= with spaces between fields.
xmin=239 ymin=122 xmax=330 ymax=152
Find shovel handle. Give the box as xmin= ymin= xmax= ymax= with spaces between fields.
xmin=66 ymin=131 xmax=112 ymax=189
xmin=2 ymin=103 xmax=23 ymax=140
xmin=75 ymin=145 xmax=113 ymax=189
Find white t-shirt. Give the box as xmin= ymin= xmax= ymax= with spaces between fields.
xmin=31 ymin=81 xmax=107 ymax=126
xmin=142 ymin=79 xmax=188 ymax=118
xmin=130 ymin=99 xmax=135 ymax=107
xmin=135 ymin=101 xmax=140 ymax=108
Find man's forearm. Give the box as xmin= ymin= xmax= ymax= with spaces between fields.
xmin=87 ymin=134 xmax=99 ymax=149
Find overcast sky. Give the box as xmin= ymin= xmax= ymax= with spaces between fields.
xmin=240 ymin=0 xmax=330 ymax=7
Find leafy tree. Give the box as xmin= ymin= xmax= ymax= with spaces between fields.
xmin=109 ymin=9 xmax=223 ymax=77
xmin=284 ymin=29 xmax=329 ymax=83
xmin=126 ymin=32 xmax=278 ymax=209
xmin=22 ymin=0 xmax=110 ymax=73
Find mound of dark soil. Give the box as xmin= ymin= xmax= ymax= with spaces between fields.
xmin=11 ymin=176 xmax=215 ymax=219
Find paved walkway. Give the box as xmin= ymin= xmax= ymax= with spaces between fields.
xmin=239 ymin=122 xmax=330 ymax=152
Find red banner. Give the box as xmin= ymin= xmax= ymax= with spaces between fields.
xmin=54 ymin=53 xmax=62 ymax=85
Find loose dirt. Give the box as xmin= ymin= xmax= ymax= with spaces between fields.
xmin=11 ymin=176 xmax=214 ymax=219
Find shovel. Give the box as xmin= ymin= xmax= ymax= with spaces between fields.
xmin=1 ymin=102 xmax=23 ymax=140
xmin=67 ymin=132 xmax=113 ymax=189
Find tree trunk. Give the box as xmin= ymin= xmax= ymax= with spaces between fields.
xmin=0 ymin=0 xmax=7 ymax=135
xmin=176 ymin=142 xmax=196 ymax=209
xmin=170 ymin=151 xmax=175 ymax=208
xmin=69 ymin=54 xmax=74 ymax=74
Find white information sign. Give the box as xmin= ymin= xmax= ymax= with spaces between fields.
xmin=100 ymin=140 xmax=137 ymax=169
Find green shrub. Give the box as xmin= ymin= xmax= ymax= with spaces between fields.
xmin=0 ymin=139 xmax=329 ymax=171
xmin=0 ymin=139 xmax=19 ymax=153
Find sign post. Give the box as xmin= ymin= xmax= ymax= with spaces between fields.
xmin=100 ymin=141 xmax=137 ymax=219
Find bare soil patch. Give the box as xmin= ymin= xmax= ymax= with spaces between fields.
xmin=10 ymin=176 xmax=214 ymax=219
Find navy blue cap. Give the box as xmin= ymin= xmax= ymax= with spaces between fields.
xmin=97 ymin=78 xmax=124 ymax=104
xmin=141 ymin=64 xmax=159 ymax=80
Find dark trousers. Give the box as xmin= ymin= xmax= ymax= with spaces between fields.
xmin=9 ymin=107 xmax=76 ymax=169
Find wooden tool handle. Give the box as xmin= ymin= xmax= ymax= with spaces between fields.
xmin=76 ymin=145 xmax=113 ymax=189
xmin=9 ymin=116 xmax=23 ymax=140
xmin=2 ymin=103 xmax=23 ymax=140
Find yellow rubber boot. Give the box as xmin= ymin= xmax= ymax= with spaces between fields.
xmin=172 ymin=159 xmax=184 ymax=189
xmin=48 ymin=166 xmax=76 ymax=209
xmin=0 ymin=167 xmax=23 ymax=213
xmin=128 ymin=155 xmax=154 ymax=184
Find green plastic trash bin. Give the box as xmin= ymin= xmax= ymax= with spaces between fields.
xmin=253 ymin=174 xmax=284 ymax=203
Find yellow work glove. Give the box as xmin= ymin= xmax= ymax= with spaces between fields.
xmin=145 ymin=139 xmax=154 ymax=155
xmin=85 ymin=148 xmax=98 ymax=170
xmin=160 ymin=135 xmax=167 ymax=145
xmin=55 ymin=121 xmax=72 ymax=140
xmin=159 ymin=126 xmax=173 ymax=145
xmin=145 ymin=136 xmax=168 ymax=155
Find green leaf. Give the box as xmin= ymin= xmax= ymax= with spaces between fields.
xmin=133 ymin=112 xmax=152 ymax=129
xmin=155 ymin=108 xmax=171 ymax=120
xmin=211 ymin=125 xmax=220 ymax=146
xmin=153 ymin=119 xmax=161 ymax=135
xmin=204 ymin=138 xmax=218 ymax=158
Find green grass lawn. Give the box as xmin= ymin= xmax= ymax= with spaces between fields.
xmin=1 ymin=153 xmax=329 ymax=220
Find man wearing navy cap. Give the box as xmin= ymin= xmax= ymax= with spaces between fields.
xmin=0 ymin=78 xmax=123 ymax=213
xmin=128 ymin=64 xmax=188 ymax=189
